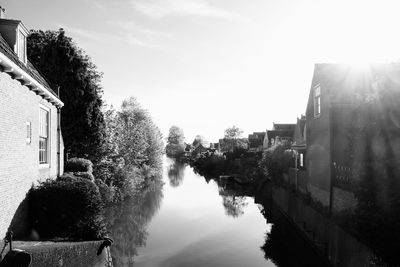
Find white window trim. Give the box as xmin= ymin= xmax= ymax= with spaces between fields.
xmin=39 ymin=104 xmax=51 ymax=167
xmin=17 ymin=28 xmax=27 ymax=64
xmin=26 ymin=121 xmax=31 ymax=144
xmin=313 ymin=84 xmax=321 ymax=118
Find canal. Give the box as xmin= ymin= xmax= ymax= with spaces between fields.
xmin=105 ymin=157 xmax=329 ymax=267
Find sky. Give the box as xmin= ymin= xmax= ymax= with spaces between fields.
xmin=3 ymin=0 xmax=400 ymax=142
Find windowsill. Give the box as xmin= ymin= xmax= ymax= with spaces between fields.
xmin=39 ymin=163 xmax=50 ymax=169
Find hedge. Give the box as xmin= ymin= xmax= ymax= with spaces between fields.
xmin=65 ymin=158 xmax=93 ymax=174
xmin=29 ymin=178 xmax=107 ymax=240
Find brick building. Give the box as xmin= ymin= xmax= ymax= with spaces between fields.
xmin=305 ymin=63 xmax=400 ymax=213
xmin=0 ymin=13 xmax=64 ymax=238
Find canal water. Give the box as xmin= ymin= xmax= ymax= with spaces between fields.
xmin=105 ymin=157 xmax=328 ymax=267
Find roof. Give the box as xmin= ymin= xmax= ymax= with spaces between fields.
xmin=273 ymin=123 xmax=296 ymax=131
xmin=266 ymin=130 xmax=294 ymax=139
xmin=0 ymin=33 xmax=58 ymax=98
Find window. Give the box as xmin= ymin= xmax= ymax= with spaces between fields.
xmin=39 ymin=107 xmax=49 ymax=164
xmin=314 ymin=85 xmax=321 ymax=117
xmin=17 ymin=30 xmax=26 ymax=63
xmin=300 ymin=153 xmax=304 ymax=167
xmin=26 ymin=122 xmax=31 ymax=144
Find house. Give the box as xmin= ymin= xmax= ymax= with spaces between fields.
xmin=263 ymin=123 xmax=296 ymax=149
xmin=248 ymin=132 xmax=265 ymax=152
xmin=0 ymin=11 xmax=64 ymax=238
xmin=209 ymin=142 xmax=221 ymax=152
xmin=288 ymin=115 xmax=307 ymax=192
xmin=304 ymin=63 xmax=400 ymax=213
xmin=191 ymin=143 xmax=208 ymax=158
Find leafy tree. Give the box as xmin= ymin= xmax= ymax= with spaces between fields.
xmin=94 ymin=97 xmax=164 ymax=202
xmin=27 ymin=29 xmax=106 ymax=163
xmin=221 ymin=126 xmax=247 ymax=152
xmin=224 ymin=125 xmax=243 ymax=139
xmin=165 ymin=126 xmax=185 ymax=157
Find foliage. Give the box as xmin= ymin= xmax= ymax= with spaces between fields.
xmin=93 ymin=97 xmax=164 ymax=204
xmin=220 ymin=126 xmax=248 ymax=152
xmin=28 ymin=29 xmax=106 ymax=164
xmin=259 ymin=141 xmax=294 ymax=181
xmin=65 ymin=157 xmax=93 ymax=173
xmin=29 ymin=178 xmax=107 ymax=240
xmin=224 ymin=125 xmax=243 ymax=139
xmin=165 ymin=126 xmax=185 ymax=158
xmin=167 ymin=160 xmax=186 ymax=187
xmin=105 ymin=174 xmax=164 ymax=266
xmin=222 ymin=196 xmax=248 ymax=218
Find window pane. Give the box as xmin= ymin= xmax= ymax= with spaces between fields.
xmin=39 ymin=108 xmax=49 ymax=164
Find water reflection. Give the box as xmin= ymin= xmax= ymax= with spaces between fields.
xmin=221 ymin=196 xmax=249 ymax=218
xmin=167 ymin=160 xmax=185 ymax=187
xmin=105 ymin=158 xmax=330 ymax=267
xmin=105 ymin=174 xmax=164 ymax=266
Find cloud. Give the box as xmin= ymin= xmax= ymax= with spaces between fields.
xmin=57 ymin=24 xmax=165 ymax=50
xmin=111 ymin=20 xmax=173 ymax=38
xmin=132 ymin=0 xmax=241 ymax=20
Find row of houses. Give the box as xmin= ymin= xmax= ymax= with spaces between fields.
xmin=206 ymin=63 xmax=400 ymax=215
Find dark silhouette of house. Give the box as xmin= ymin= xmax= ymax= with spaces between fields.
xmin=305 ymin=63 xmax=400 ymax=213
xmin=248 ymin=132 xmax=265 ymax=152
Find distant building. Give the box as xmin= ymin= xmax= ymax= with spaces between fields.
xmin=263 ymin=123 xmax=295 ymax=149
xmin=0 ymin=12 xmax=64 ymax=238
xmin=248 ymin=132 xmax=265 ymax=152
xmin=191 ymin=144 xmax=208 ymax=157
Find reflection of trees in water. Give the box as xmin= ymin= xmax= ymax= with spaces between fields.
xmin=167 ymin=160 xmax=186 ymax=187
xmin=105 ymin=173 xmax=164 ymax=267
xmin=222 ymin=195 xmax=248 ymax=218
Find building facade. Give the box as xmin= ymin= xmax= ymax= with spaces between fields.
xmin=0 ymin=15 xmax=64 ymax=238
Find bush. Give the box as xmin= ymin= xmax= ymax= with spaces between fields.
xmin=259 ymin=141 xmax=294 ymax=182
xmin=73 ymin=171 xmax=95 ymax=181
xmin=57 ymin=172 xmax=78 ymax=182
xmin=95 ymin=179 xmax=118 ymax=204
xmin=65 ymin=158 xmax=93 ymax=173
xmin=29 ymin=178 xmax=107 ymax=240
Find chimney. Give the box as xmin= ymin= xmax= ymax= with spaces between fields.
xmin=0 ymin=7 xmax=5 ymax=19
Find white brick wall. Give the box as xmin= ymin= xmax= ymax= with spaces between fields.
xmin=0 ymin=71 xmax=63 ymax=238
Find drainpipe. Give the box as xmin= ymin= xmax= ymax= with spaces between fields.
xmin=56 ymin=86 xmax=61 ymax=177
xmin=329 ymin=104 xmax=334 ymax=215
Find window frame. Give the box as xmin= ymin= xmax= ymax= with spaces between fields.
xmin=39 ymin=105 xmax=50 ymax=168
xmin=26 ymin=121 xmax=31 ymax=144
xmin=17 ymin=28 xmax=27 ymax=64
xmin=313 ymin=84 xmax=321 ymax=118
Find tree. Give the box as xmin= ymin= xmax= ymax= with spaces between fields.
xmin=221 ymin=126 xmax=247 ymax=153
xmin=165 ymin=126 xmax=185 ymax=157
xmin=224 ymin=125 xmax=243 ymax=139
xmin=28 ymin=29 xmax=106 ymax=163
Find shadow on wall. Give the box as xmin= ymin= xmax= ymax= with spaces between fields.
xmin=7 ymin=193 xmax=33 ymax=240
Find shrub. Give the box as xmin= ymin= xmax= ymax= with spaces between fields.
xmin=57 ymin=172 xmax=78 ymax=182
xmin=73 ymin=171 xmax=95 ymax=181
xmin=259 ymin=141 xmax=294 ymax=182
xmin=29 ymin=178 xmax=107 ymax=240
xmin=65 ymin=157 xmax=93 ymax=174
xmin=95 ymin=179 xmax=117 ymax=204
